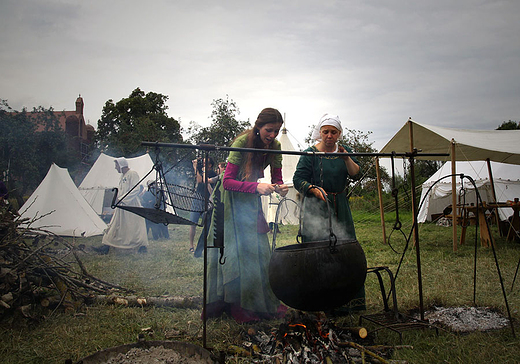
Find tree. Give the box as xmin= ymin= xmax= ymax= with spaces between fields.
xmin=187 ymin=96 xmax=250 ymax=163
xmin=497 ymin=120 xmax=519 ymax=130
xmin=0 ymin=100 xmax=73 ymax=201
xmin=95 ymin=88 xmax=183 ymax=157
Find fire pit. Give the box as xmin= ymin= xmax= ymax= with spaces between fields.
xmin=76 ymin=340 xmax=216 ymax=364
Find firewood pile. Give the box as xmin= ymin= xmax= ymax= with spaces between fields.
xmin=229 ymin=311 xmax=410 ymax=363
xmin=0 ymin=205 xmax=131 ymax=321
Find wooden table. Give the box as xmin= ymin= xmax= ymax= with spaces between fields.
xmin=458 ymin=199 xmax=520 ymax=246
xmin=486 ymin=199 xmax=520 ymax=242
xmin=458 ymin=203 xmax=492 ymax=247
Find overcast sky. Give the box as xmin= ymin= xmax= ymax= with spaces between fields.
xmin=1 ymin=0 xmax=519 ymax=152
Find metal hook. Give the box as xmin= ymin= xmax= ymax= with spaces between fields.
xmin=328 ymin=232 xmax=338 ymax=253
xmin=219 ymin=248 xmax=226 ymax=265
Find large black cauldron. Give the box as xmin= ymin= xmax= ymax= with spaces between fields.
xmin=269 ymin=238 xmax=367 ymax=312
xmin=268 ymin=187 xmax=367 ymax=312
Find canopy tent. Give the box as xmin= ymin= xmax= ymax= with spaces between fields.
xmin=381 ymin=119 xmax=520 ymax=163
xmin=418 ymin=161 xmax=520 ymax=223
xmin=19 ymin=164 xmax=107 ymax=237
xmin=379 ymin=119 xmax=519 ymax=331
xmin=380 ymin=119 xmax=520 ymax=251
xmin=79 ymin=153 xmax=155 ymax=216
xmin=260 ymin=127 xmax=301 ymax=225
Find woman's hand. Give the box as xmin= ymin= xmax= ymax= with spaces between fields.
xmin=310 ymin=186 xmax=327 ymax=202
xmin=338 ymin=145 xmax=349 ymax=158
xmin=256 ymin=183 xmax=276 ymax=195
xmin=274 ymin=184 xmax=289 ymax=197
xmin=338 ymin=145 xmax=360 ymax=176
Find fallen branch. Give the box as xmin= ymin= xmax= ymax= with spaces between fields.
xmin=338 ymin=341 xmax=390 ymax=363
xmin=92 ymin=294 xmax=202 ymax=309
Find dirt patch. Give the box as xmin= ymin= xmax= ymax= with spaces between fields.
xmin=101 ymin=345 xmax=207 ymax=364
xmin=421 ymin=306 xmax=509 ymax=332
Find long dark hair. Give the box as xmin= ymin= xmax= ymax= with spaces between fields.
xmin=236 ymin=108 xmax=283 ymax=182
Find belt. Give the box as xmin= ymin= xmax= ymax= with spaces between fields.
xmin=326 ymin=189 xmax=346 ymax=215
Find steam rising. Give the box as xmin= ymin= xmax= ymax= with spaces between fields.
xmin=300 ymin=197 xmax=352 ymax=241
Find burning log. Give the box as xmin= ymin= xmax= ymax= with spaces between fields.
xmin=230 ymin=311 xmax=401 ymax=363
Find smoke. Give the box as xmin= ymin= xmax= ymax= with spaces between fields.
xmin=300 ymin=197 xmax=351 ymax=241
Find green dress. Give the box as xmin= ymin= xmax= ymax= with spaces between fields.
xmin=293 ymin=144 xmax=365 ymax=311
xmin=293 ymin=144 xmax=359 ymax=242
xmin=206 ymin=135 xmax=283 ymax=317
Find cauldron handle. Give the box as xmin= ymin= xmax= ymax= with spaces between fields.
xmin=300 ymin=186 xmax=338 ymax=252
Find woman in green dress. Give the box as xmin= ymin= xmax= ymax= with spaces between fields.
xmin=293 ymin=114 xmax=360 ymax=241
xmin=205 ymin=108 xmax=289 ymax=323
xmin=293 ymin=114 xmax=365 ymax=311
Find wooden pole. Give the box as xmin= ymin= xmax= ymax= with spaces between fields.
xmin=451 ymin=140 xmax=458 ymax=251
xmin=375 ymin=157 xmax=387 ymax=244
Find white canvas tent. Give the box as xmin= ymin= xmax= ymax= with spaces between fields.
xmin=260 ymin=127 xmax=301 ymax=225
xmin=79 ymin=153 xmax=155 ymax=216
xmin=19 ymin=164 xmax=107 ymax=237
xmin=418 ymin=161 xmax=520 ymax=223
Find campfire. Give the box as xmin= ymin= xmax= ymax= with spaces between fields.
xmin=231 ymin=311 xmax=404 ymax=363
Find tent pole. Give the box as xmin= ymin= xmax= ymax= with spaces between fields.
xmin=375 ymin=157 xmax=387 ymax=244
xmin=486 ymin=158 xmax=501 ymax=234
xmin=451 ymin=140 xmax=458 ymax=252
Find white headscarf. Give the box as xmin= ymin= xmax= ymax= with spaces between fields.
xmin=311 ymin=114 xmax=343 ymax=142
xmin=115 ymin=157 xmax=128 ymax=168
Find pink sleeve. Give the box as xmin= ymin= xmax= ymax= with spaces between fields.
xmin=222 ymin=162 xmax=258 ymax=194
xmin=271 ymin=167 xmax=283 ymax=185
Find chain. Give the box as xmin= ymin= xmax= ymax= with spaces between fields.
xmin=319 ymin=154 xmax=324 ymax=187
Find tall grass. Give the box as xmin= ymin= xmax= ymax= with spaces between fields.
xmin=1 ymin=211 xmax=519 ymax=363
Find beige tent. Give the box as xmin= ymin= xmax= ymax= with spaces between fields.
xmin=381 ymin=119 xmax=520 ymax=163
xmin=380 ymin=119 xmax=520 ymax=250
xmin=19 ymin=164 xmax=107 ymax=237
xmin=418 ymin=161 xmax=520 ymax=223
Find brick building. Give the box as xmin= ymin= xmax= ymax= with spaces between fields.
xmin=33 ymin=95 xmax=95 ymax=161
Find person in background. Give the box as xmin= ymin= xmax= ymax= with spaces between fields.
xmin=95 ymin=158 xmax=149 ymax=254
xmin=205 ymin=107 xmax=289 ymax=323
xmin=188 ymin=157 xmax=217 ymax=253
xmin=141 ymin=181 xmax=170 ymax=240
xmin=293 ymin=113 xmax=364 ymax=311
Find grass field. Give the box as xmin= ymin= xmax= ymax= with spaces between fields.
xmin=1 ymin=210 xmax=520 ymax=363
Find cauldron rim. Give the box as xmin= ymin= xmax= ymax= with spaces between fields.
xmin=273 ymin=238 xmax=359 ymax=252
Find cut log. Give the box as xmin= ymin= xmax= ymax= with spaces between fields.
xmin=92 ymin=295 xmax=202 ymax=309
xmin=346 ymin=326 xmax=368 ymax=339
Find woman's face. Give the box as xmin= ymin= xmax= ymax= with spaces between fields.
xmin=258 ymin=122 xmax=282 ymax=147
xmin=320 ymin=125 xmax=341 ymax=148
